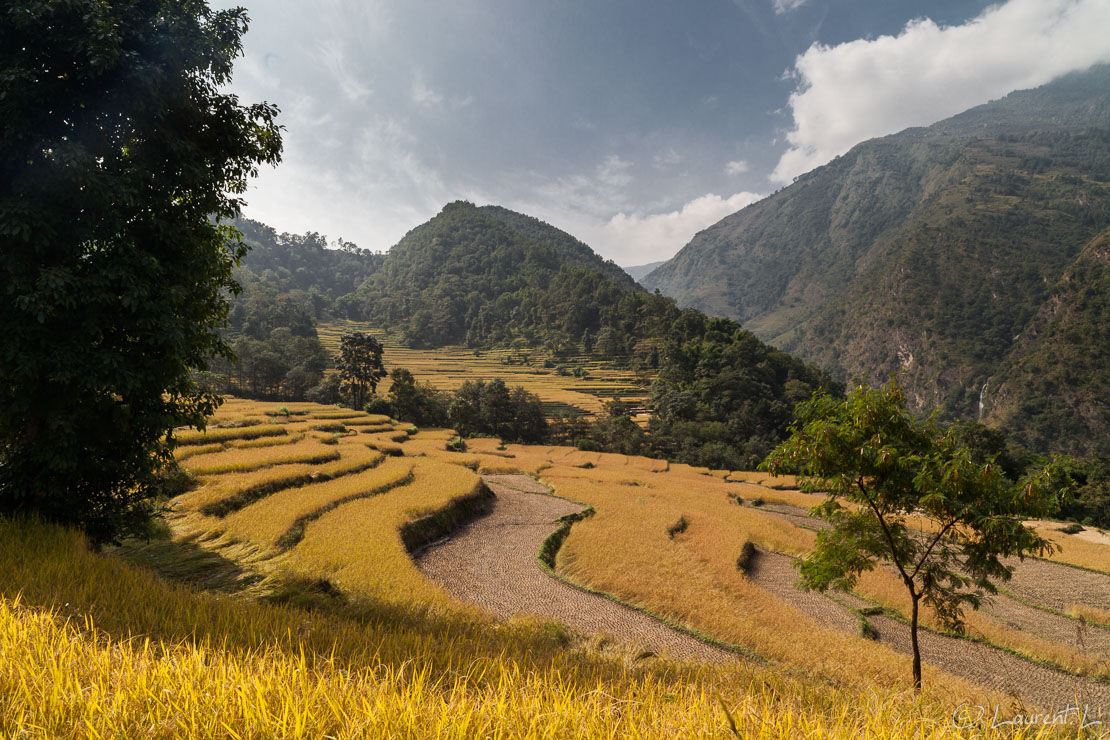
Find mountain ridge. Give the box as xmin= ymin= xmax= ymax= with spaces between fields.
xmin=642 ymin=64 xmax=1110 ymax=452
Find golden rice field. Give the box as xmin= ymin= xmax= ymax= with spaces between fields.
xmin=2 ymin=396 xmax=1106 ymax=737
xmin=172 ymin=400 xmax=1109 ymax=689
xmin=317 ymin=320 xmax=652 ymax=418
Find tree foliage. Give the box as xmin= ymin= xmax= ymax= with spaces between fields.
xmin=448 ymin=378 xmax=547 ymax=444
xmin=386 ymin=369 xmax=450 ymax=428
xmin=651 ymin=310 xmax=838 ymax=469
xmin=336 ymin=333 xmax=386 ymax=410
xmin=0 ymin=1 xmax=281 ymax=543
xmin=762 ymin=380 xmax=1065 ymax=690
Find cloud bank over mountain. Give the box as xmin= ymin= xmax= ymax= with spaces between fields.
xmin=772 ymin=0 xmax=1110 ymax=184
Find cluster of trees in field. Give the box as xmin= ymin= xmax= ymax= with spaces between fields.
xmin=364 ymin=315 xmax=836 ymax=470
xmin=365 ymin=371 xmax=548 ymax=445
xmin=544 ymin=312 xmax=838 ymax=470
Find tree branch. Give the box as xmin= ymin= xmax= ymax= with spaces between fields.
xmin=910 ymin=516 xmax=961 ymax=582
xmin=856 ymin=475 xmax=914 ymax=593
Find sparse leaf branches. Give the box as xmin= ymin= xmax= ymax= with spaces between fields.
xmin=762 ymin=379 xmax=1067 ymax=691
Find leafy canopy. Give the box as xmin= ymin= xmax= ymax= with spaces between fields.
xmin=336 ymin=333 xmax=386 ymax=410
xmin=0 ymin=0 xmax=281 ymax=543
xmin=762 ymin=379 xmax=1065 ymax=689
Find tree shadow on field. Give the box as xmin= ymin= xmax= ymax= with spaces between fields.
xmin=1 ymin=517 xmax=716 ymax=695
xmin=110 ymin=536 xmax=267 ymax=595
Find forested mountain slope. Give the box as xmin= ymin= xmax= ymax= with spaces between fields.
xmin=984 ymin=227 xmax=1110 ymax=458
xmin=350 ymin=201 xmax=652 ymax=350
xmin=643 ymin=65 xmax=1110 ymax=449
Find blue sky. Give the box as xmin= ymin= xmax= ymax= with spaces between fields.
xmin=217 ymin=0 xmax=1110 ymax=264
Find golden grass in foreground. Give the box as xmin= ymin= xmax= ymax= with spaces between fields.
xmin=1 ymin=519 xmax=1065 ymax=739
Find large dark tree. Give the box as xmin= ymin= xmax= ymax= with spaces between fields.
xmin=0 ymin=1 xmax=282 ymax=543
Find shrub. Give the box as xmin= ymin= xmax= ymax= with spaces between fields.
xmin=735 ymin=541 xmax=757 ymax=573
xmin=858 ymin=615 xmax=880 ymax=641
xmin=666 ymin=516 xmax=688 ymax=538
xmin=364 ymin=397 xmax=392 ymax=416
xmin=445 ymin=436 xmax=468 ymax=452
xmin=306 ymin=374 xmax=342 ymax=405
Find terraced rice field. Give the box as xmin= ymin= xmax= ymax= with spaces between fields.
xmin=164 ymin=397 xmax=1110 ymax=722
xmin=316 ymin=320 xmax=651 ymax=418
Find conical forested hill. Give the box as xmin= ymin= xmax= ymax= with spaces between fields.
xmin=352 ymin=201 xmax=652 ymax=349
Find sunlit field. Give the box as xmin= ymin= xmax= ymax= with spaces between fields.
xmin=317 ymin=320 xmax=652 ymax=418
xmin=2 ymin=396 xmax=1105 ymax=737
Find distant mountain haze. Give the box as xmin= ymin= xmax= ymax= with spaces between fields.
xmin=622 ymin=261 xmax=666 ymax=282
xmin=643 ymin=65 xmax=1110 ymax=456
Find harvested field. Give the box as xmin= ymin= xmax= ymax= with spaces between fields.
xmin=746 ymin=549 xmax=1110 ymax=711
xmin=1004 ymin=556 xmax=1110 ymax=614
xmin=416 ymin=476 xmax=734 ymax=663
xmin=982 ymin=591 xmax=1110 ymax=657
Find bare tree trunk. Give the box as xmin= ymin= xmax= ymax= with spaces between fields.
xmin=910 ymin=593 xmax=922 ymax=691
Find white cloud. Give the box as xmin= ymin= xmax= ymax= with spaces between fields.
xmin=724 ymin=159 xmax=749 ymax=175
xmin=534 ymin=154 xmax=635 ymax=217
xmin=596 ymin=191 xmax=764 ymax=264
xmin=773 ymin=0 xmax=808 ymax=14
xmin=354 ymin=116 xmax=446 ymax=200
xmin=771 ymin=0 xmax=1110 ymax=184
xmin=653 ymin=148 xmax=683 ymax=168
xmin=412 ymin=73 xmax=444 ymax=107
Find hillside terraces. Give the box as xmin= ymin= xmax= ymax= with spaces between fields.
xmin=162 ymin=398 xmax=1110 ymax=717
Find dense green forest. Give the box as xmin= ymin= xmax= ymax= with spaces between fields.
xmin=349 ymin=202 xmax=651 ymax=351
xmin=644 ymin=64 xmax=1110 ymax=456
xmin=197 ymin=218 xmax=382 ymax=400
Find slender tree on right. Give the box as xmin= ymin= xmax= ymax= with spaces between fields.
xmin=762 ymin=379 xmax=1066 ymax=691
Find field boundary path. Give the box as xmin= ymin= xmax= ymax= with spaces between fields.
xmin=745 ymin=527 xmax=1110 ymax=712
xmin=415 ymin=474 xmax=734 ymax=663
